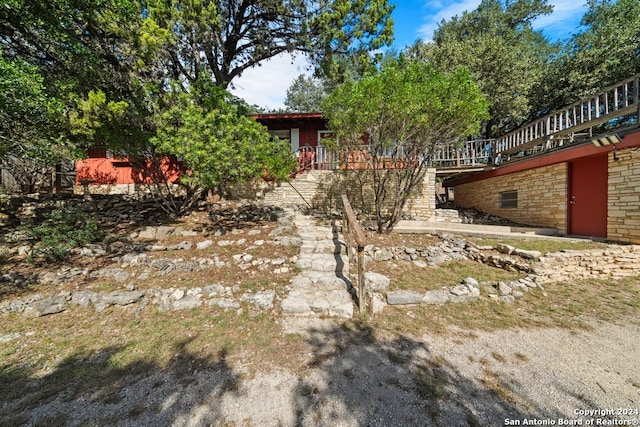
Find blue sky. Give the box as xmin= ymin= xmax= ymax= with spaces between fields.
xmin=230 ymin=0 xmax=589 ymax=109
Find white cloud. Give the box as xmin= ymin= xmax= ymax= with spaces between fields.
xmin=417 ymin=0 xmax=587 ymax=42
xmin=417 ymin=0 xmax=481 ymax=41
xmin=532 ymin=0 xmax=588 ymax=40
xmin=228 ymin=53 xmax=313 ymax=110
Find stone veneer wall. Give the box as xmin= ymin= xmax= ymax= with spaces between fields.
xmin=262 ymin=169 xmax=437 ymax=220
xmin=608 ymin=149 xmax=640 ymax=244
xmin=453 ymin=163 xmax=568 ymax=233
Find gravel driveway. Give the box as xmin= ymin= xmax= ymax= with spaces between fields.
xmin=9 ymin=318 xmax=639 ymax=427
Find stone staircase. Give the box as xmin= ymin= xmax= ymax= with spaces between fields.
xmin=280 ymin=212 xmax=355 ymax=318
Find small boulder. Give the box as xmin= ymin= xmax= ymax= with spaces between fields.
xmin=23 ymin=295 xmax=68 ymax=317
xmin=496 ymin=243 xmax=515 ymax=255
xmin=364 ymin=272 xmax=391 ymax=292
xmin=422 ymin=290 xmax=450 ymax=305
xmin=513 ymin=248 xmax=542 ymax=260
xmin=387 ymin=290 xmax=423 ymax=305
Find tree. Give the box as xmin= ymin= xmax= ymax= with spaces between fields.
xmin=150 ymin=86 xmax=296 ymax=215
xmin=409 ymin=0 xmax=556 ymax=138
xmin=0 ymin=51 xmax=78 ymax=191
xmin=323 ymin=60 xmax=489 ymax=232
xmin=0 ymin=0 xmax=152 ymax=190
xmin=540 ymin=0 xmax=640 ymax=112
xmin=284 ymin=75 xmax=327 ymax=112
xmin=143 ymin=0 xmax=395 ymax=89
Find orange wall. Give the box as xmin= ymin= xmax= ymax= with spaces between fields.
xmin=76 ymin=157 xmax=183 ymax=186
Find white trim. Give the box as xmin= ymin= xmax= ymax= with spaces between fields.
xmin=290 ymin=128 xmax=300 ymax=152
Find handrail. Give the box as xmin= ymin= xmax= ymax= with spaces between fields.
xmin=341 ymin=194 xmax=367 ymax=314
xmin=495 ymin=74 xmax=640 ymax=155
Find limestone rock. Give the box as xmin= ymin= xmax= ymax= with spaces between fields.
xmin=498 ymin=282 xmax=512 ymax=295
xmin=196 ymin=240 xmax=213 ymax=250
xmin=370 ymin=293 xmax=387 ymax=314
xmin=101 ymin=290 xmax=145 ymax=306
xmin=168 ymin=241 xmax=192 ymax=251
xmin=463 ymin=277 xmax=479 ymax=287
xmin=206 ymin=298 xmax=240 ymax=310
xmin=23 ymin=295 xmax=68 ymax=317
xmin=364 ymin=272 xmax=391 ymax=292
xmin=514 ymin=248 xmax=542 ymax=260
xmin=241 ymin=290 xmax=276 ymax=310
xmin=373 ymin=249 xmax=393 ymax=261
xmin=171 ymin=295 xmax=202 ymax=311
xmin=386 ymin=290 xmax=423 ymax=305
xmin=71 ymin=290 xmax=99 ymax=307
xmin=422 ymin=290 xmax=450 ymax=305
xmin=496 ymin=243 xmax=515 ymax=255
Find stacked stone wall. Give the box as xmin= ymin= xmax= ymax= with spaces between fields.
xmin=608 ymin=149 xmax=640 ymax=244
xmin=262 ymin=169 xmax=436 ymax=220
xmin=532 ymin=245 xmax=640 ymax=283
xmin=453 ymin=163 xmax=568 ymax=233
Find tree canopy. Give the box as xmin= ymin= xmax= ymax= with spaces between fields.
xmin=284 ymin=75 xmax=327 ymax=112
xmin=540 ymin=0 xmax=640 ymax=112
xmin=409 ymin=0 xmax=556 ymax=138
xmin=1 ymin=0 xmax=395 ymax=199
xmin=323 ymin=59 xmax=489 ymax=232
xmin=142 ymin=0 xmax=395 ymax=89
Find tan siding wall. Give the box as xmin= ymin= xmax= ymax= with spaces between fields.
xmin=453 ymin=163 xmax=568 ymax=233
xmin=608 ymin=149 xmax=640 ymax=244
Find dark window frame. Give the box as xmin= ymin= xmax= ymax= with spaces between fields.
xmin=500 ymin=190 xmax=518 ymax=208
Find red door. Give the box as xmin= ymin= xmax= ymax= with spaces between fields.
xmin=568 ymin=154 xmax=608 ymax=237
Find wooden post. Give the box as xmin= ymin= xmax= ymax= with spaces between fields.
xmin=341 ymin=195 xmax=367 ymax=314
xmin=357 ymin=245 xmax=365 ymax=314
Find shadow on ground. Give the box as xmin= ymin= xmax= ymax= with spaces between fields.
xmin=0 ymin=320 xmax=564 ymax=426
xmin=289 ymin=320 xmax=559 ymax=426
xmin=0 ymin=338 xmax=240 ymax=426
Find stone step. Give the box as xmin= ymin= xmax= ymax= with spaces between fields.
xmin=281 ymin=273 xmax=354 ymax=318
xmin=299 ymin=240 xmax=344 ymax=255
xmin=295 ymin=254 xmax=349 ymax=274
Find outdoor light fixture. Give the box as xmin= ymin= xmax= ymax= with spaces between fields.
xmin=591 ymin=133 xmax=622 ymax=147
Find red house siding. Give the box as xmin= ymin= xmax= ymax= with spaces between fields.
xmin=76 ymin=156 xmax=182 ymax=186
xmin=76 ymin=113 xmax=330 ymax=186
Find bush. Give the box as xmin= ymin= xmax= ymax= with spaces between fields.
xmin=25 ymin=205 xmax=102 ymax=262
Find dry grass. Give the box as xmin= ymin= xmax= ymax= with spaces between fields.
xmin=1 ymin=218 xmax=639 ymax=416
xmin=0 ymin=211 xmax=299 ymax=300
xmin=372 ymin=259 xmax=523 ymax=292
xmin=0 ymin=304 xmax=309 ymax=414
xmin=467 ymin=236 xmax=608 ymax=254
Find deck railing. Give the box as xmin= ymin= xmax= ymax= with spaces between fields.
xmin=295 ymin=74 xmax=640 ymax=172
xmin=296 ymin=140 xmax=492 ymax=172
xmin=495 ymin=74 xmax=640 ymax=156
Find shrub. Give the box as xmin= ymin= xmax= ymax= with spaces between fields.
xmin=25 ymin=205 xmax=101 ymax=262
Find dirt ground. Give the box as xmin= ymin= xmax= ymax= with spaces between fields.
xmin=1 ymin=205 xmax=639 ymax=426
xmin=2 ymin=317 xmax=638 ymax=426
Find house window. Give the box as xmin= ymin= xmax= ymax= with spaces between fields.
xmin=268 ymin=129 xmax=290 ymax=141
xmin=500 ymin=190 xmax=518 ymax=208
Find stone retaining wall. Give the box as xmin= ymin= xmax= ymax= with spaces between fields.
xmin=532 ymin=245 xmax=640 ymax=284
xmin=262 ymin=169 xmax=437 ymax=220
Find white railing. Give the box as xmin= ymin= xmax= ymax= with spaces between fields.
xmin=294 ymin=75 xmax=640 ymax=172
xmin=431 ymin=139 xmax=494 ymax=168
xmin=495 ymin=74 xmax=640 ymax=155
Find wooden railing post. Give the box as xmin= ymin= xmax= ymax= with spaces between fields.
xmin=341 ymin=194 xmax=367 ymax=314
